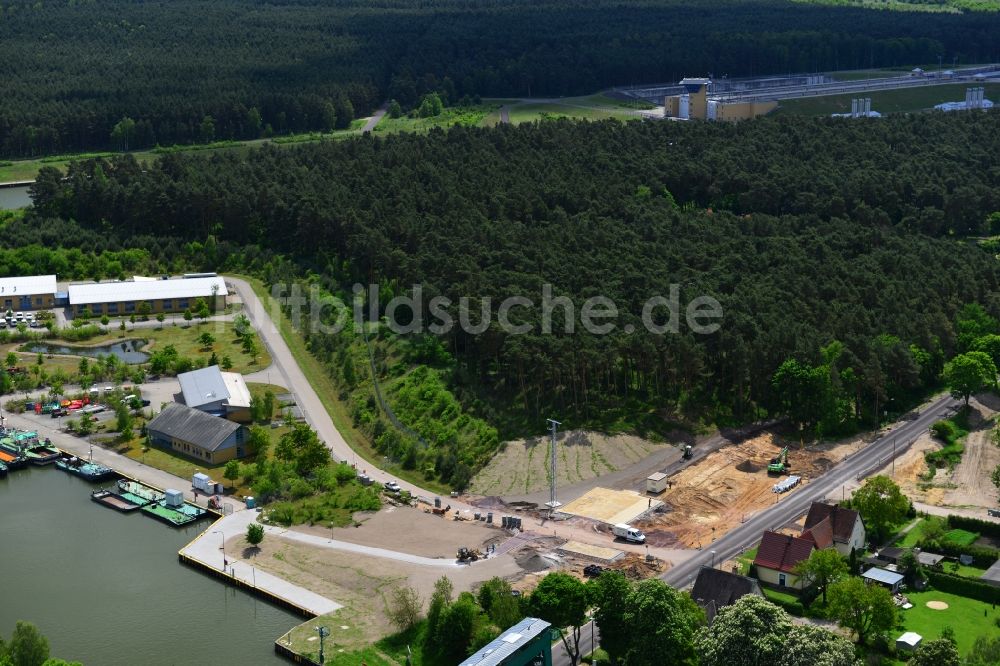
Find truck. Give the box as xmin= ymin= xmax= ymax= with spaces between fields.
xmin=612 ymin=523 xmax=646 ymax=544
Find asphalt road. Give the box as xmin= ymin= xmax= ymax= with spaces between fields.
xmin=553 ymin=620 xmax=600 ymax=666
xmin=661 ymin=393 xmax=959 ymax=588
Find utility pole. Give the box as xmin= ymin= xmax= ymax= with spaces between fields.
xmin=546 ymin=418 xmax=561 ymax=518
xmin=317 ymin=626 xmax=330 ymax=664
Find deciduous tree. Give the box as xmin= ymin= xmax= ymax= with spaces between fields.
xmin=386 ymin=586 xmax=422 ymax=631
xmin=827 ymin=577 xmax=896 ymax=644
xmin=910 ymin=638 xmax=959 ymax=666
xmin=696 ymin=594 xmax=791 ymax=666
xmin=530 ymin=572 xmax=589 ymax=666
xmin=852 ymin=475 xmax=909 ymax=544
xmin=622 ymin=579 xmax=702 ymax=666
xmin=246 ymin=521 xmax=264 ymax=546
xmin=794 ymin=548 xmax=848 ymax=604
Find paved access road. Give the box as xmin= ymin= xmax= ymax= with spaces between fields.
xmin=227 ymin=277 xmax=455 ymax=505
xmin=661 ymin=393 xmax=959 ymax=588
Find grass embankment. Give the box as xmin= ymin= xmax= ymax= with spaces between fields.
xmin=925 ymin=408 xmax=971 ymax=476
xmin=239 ymin=275 xmax=452 ymax=495
xmin=0 ymin=122 xmax=366 ymax=184
xmin=777 ymin=83 xmax=1000 ymax=116
xmin=506 ymin=102 xmax=638 ymax=124
xmin=734 ymin=546 xmax=759 ymax=575
xmin=374 ymin=104 xmax=501 ymax=133
xmin=280 ymin=610 xmax=395 ymax=666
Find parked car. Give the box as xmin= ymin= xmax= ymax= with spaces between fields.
xmin=583 ymin=564 xmax=604 ymax=577
xmin=384 ymin=481 xmax=401 ymax=493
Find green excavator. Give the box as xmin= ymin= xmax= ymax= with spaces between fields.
xmin=767 ymin=447 xmax=790 ymax=474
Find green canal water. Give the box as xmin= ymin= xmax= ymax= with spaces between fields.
xmin=0 ymin=466 xmax=298 ymax=665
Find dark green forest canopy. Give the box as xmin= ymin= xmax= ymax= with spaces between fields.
xmin=22 ymin=113 xmax=1000 ymax=435
xmin=3 ymin=0 xmax=1000 ymax=156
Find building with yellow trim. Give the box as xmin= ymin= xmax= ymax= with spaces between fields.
xmin=665 ymin=77 xmax=776 ymax=122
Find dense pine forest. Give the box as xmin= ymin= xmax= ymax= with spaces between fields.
xmin=3 ymin=0 xmax=1000 ymax=157
xmin=14 ymin=112 xmax=1000 ymax=483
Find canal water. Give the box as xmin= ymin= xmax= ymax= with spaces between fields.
xmin=0 ymin=185 xmax=32 ymax=209
xmin=0 ymin=467 xmax=297 ymax=665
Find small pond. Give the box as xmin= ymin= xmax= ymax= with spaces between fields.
xmin=25 ymin=339 xmax=150 ymax=364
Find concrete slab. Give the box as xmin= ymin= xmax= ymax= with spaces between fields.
xmin=559 ymin=487 xmax=662 ymax=525
xmin=557 ymin=540 xmax=625 ymax=563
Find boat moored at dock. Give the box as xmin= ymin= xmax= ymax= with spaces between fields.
xmin=141 ymin=488 xmax=208 ymax=527
xmin=55 ymin=456 xmax=116 ymax=482
xmin=0 ymin=448 xmax=28 ymax=470
xmin=90 ymin=489 xmax=145 ymax=512
xmin=25 ymin=440 xmax=60 ymax=465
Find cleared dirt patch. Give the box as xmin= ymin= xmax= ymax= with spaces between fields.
xmin=246 ymin=533 xmax=523 ymax=650
xmin=290 ymin=505 xmax=502 ymax=558
xmin=926 ymin=600 xmax=949 ymax=610
xmin=878 ymin=396 xmax=998 ymax=510
xmin=471 ymin=430 xmax=665 ymax=495
xmin=638 ymin=432 xmax=861 ymax=548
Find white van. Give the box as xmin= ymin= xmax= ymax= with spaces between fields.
xmin=612 ymin=523 xmax=646 ymax=544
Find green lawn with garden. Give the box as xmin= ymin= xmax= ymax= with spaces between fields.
xmin=897 ymin=590 xmax=1000 ymax=657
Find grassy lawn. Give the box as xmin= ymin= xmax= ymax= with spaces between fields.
xmin=776 ymin=83 xmax=1000 ymax=116
xmin=735 ymin=546 xmax=759 ymax=575
xmin=237 ymin=275 xmax=451 ymax=495
xmin=895 ymin=517 xmax=932 ymax=547
xmin=507 ymin=102 xmax=639 ymax=124
xmin=373 ymin=104 xmax=501 ymax=134
xmin=94 ymin=320 xmax=269 ymax=374
xmin=763 ymin=587 xmax=799 ymax=604
xmin=279 ymin=609 xmax=395 ymax=666
xmin=578 ymin=93 xmax=656 ymax=110
xmin=899 ymin=590 xmax=1000 ymax=656
xmin=940 ymin=562 xmax=989 ymax=579
xmin=943 ymin=528 xmax=979 ymax=547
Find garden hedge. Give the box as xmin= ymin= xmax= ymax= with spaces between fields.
xmin=926 ymin=570 xmax=1000 ymax=604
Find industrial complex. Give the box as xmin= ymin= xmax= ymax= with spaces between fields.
xmin=651 ymin=64 xmax=1000 ymax=121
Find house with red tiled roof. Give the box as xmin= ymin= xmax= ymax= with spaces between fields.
xmin=753 ymin=530 xmax=816 ymax=589
xmin=803 ymin=502 xmax=866 ymax=557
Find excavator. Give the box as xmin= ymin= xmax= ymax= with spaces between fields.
xmin=767 ymin=447 xmax=790 ymax=475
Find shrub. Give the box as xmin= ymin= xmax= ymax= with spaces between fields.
xmin=947 ymin=514 xmax=1000 ymax=539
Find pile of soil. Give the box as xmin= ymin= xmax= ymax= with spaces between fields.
xmin=736 ymin=460 xmax=760 ymax=473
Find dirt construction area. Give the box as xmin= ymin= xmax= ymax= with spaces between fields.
xmin=637 ymin=432 xmax=862 ymax=548
xmin=470 ymin=430 xmax=669 ymax=496
xmin=877 ymin=396 xmax=999 ymax=510
xmin=291 ymin=505 xmax=503 ymax=558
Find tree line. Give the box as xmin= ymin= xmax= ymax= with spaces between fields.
xmin=4 ymin=0 xmax=1000 ymax=156
xmin=19 ymin=114 xmax=1000 ymax=453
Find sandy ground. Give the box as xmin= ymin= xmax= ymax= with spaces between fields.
xmin=879 ymin=395 xmax=999 ymax=510
xmin=290 ymin=505 xmax=506 ymax=558
xmin=471 ymin=430 xmax=669 ymax=496
xmin=559 ymin=487 xmax=662 ymax=524
xmin=235 ymin=528 xmax=523 ymax=651
xmin=638 ymin=432 xmax=864 ymax=548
